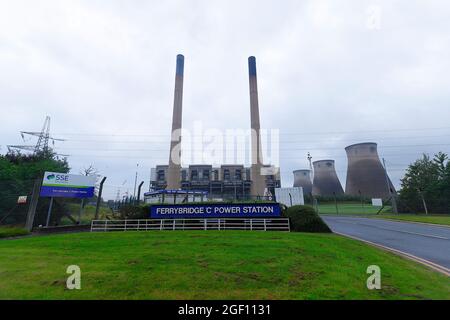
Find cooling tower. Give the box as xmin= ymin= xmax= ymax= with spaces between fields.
xmin=248 ymin=56 xmax=266 ymax=197
xmin=293 ymin=170 xmax=313 ymax=195
xmin=312 ymin=160 xmax=344 ymax=196
xmin=166 ymin=54 xmax=184 ymax=190
xmin=345 ymin=142 xmax=395 ymax=199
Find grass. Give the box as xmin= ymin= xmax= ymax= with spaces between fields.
xmin=318 ymin=202 xmax=450 ymax=226
xmin=0 ymin=231 xmax=448 ymax=300
xmin=59 ymin=204 xmax=112 ymax=226
xmin=318 ymin=202 xmax=391 ymax=215
xmin=371 ymin=214 xmax=450 ymax=226
xmin=0 ymin=226 xmax=30 ymax=239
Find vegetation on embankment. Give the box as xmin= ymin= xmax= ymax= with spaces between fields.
xmin=0 ymin=231 xmax=448 ymax=299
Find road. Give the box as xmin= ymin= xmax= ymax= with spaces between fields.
xmin=322 ymin=216 xmax=450 ymax=272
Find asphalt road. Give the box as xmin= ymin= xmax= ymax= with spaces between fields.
xmin=322 ymin=216 xmax=450 ymax=270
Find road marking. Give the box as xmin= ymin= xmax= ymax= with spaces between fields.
xmin=326 ymin=218 xmax=450 ymax=240
xmin=334 ymin=231 xmax=450 ymax=277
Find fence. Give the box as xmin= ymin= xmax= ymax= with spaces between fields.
xmin=91 ymin=218 xmax=290 ymax=232
xmin=315 ymin=201 xmax=392 ymax=215
xmin=0 ymin=178 xmax=35 ymax=226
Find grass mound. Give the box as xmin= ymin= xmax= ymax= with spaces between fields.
xmin=284 ymin=205 xmax=332 ymax=233
xmin=0 ymin=231 xmax=448 ymax=299
xmin=0 ymin=226 xmax=30 ymax=238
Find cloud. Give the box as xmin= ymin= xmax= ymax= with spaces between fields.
xmin=1 ymin=0 xmax=449 ymax=199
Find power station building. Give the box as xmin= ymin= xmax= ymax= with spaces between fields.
xmin=293 ymin=170 xmax=313 ymax=195
xmin=312 ymin=160 xmax=344 ymax=197
xmin=154 ymin=54 xmax=278 ymax=199
xmin=149 ymin=164 xmax=280 ymax=200
xmin=345 ymin=142 xmax=395 ymax=199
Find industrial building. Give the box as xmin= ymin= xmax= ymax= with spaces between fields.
xmin=312 ymin=160 xmax=344 ymax=197
xmin=345 ymin=142 xmax=395 ymax=199
xmin=149 ymin=164 xmax=281 ymax=200
xmin=293 ymin=169 xmax=313 ymax=195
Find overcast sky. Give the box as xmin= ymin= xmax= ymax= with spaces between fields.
xmin=1 ymin=0 xmax=450 ymax=200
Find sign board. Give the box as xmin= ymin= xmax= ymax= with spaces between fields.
xmin=274 ymin=187 xmax=304 ymax=207
xmin=17 ymin=196 xmax=27 ymax=204
xmin=150 ymin=203 xmax=281 ymax=219
xmin=40 ymin=172 xmax=96 ymax=198
xmin=372 ymin=198 xmax=383 ymax=207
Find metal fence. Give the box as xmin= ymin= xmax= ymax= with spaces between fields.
xmin=91 ymin=218 xmax=290 ymax=232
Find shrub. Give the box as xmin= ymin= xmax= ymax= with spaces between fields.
xmin=283 ymin=205 xmax=332 ymax=233
xmin=0 ymin=227 xmax=30 ymax=238
xmin=117 ymin=205 xmax=149 ymax=219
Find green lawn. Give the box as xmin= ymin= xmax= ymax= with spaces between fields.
xmin=0 ymin=231 xmax=448 ymax=300
xmin=318 ymin=202 xmax=391 ymax=215
xmin=371 ymin=214 xmax=450 ymax=226
xmin=318 ymin=202 xmax=450 ymax=226
xmin=59 ymin=204 xmax=112 ymax=225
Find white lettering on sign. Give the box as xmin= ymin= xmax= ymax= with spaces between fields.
xmin=154 ymin=205 xmax=276 ymax=216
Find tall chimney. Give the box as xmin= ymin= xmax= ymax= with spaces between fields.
xmin=166 ymin=54 xmax=184 ymax=190
xmin=248 ymin=56 xmax=266 ymax=197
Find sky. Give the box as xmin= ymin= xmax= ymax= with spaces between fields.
xmin=1 ymin=0 xmax=450 ymax=200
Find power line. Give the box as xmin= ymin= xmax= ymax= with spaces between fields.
xmin=50 ymin=125 xmax=450 ymax=138
xmin=60 ymin=133 xmax=450 ymax=144
xmin=52 ymin=143 xmax=450 ymax=152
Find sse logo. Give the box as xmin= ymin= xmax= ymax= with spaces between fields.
xmin=46 ymin=174 xmax=69 ymax=182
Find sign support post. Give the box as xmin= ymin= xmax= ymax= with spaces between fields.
xmin=25 ymin=177 xmax=42 ymax=232
xmin=45 ymin=197 xmax=54 ymax=227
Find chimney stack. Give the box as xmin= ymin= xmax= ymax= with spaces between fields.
xmin=248 ymin=56 xmax=266 ymax=197
xmin=166 ymin=54 xmax=184 ymax=190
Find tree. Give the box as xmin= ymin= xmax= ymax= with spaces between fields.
xmin=80 ymin=164 xmax=99 ymax=177
xmin=80 ymin=164 xmax=102 ymax=201
xmin=399 ymin=152 xmax=450 ymax=213
xmin=0 ymin=149 xmax=70 ymax=225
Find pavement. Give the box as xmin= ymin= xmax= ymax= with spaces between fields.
xmin=322 ymin=215 xmax=450 ymax=273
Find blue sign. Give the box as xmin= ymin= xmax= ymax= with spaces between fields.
xmin=40 ymin=186 xmax=95 ymax=198
xmin=40 ymin=171 xmax=96 ymax=198
xmin=150 ymin=203 xmax=281 ymax=219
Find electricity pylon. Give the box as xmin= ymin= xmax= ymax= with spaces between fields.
xmin=7 ymin=116 xmax=66 ymax=155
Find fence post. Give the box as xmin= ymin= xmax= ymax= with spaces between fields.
xmin=95 ymin=177 xmax=107 ymax=220
xmin=264 ymin=219 xmax=267 ymax=231
xmin=250 ymin=219 xmax=253 ymax=231
xmin=160 ymin=220 xmax=163 ymax=230
xmin=333 ymin=192 xmax=338 ymax=215
xmin=124 ymin=219 xmax=127 ymax=231
xmin=173 ymin=220 xmax=175 ymax=230
xmin=104 ymin=220 xmax=108 ymax=232
xmin=218 ymin=219 xmax=220 ymax=231
xmin=137 ymin=181 xmax=144 ymax=204
xmin=137 ymin=220 xmax=140 ymax=231
xmin=204 ymin=219 xmax=207 ymax=230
